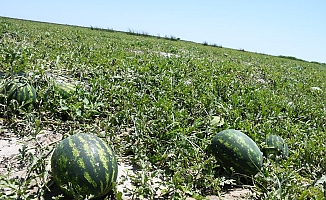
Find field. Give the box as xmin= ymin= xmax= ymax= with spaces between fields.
xmin=0 ymin=16 xmax=325 ymax=199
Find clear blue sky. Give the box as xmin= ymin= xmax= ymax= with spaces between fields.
xmin=1 ymin=0 xmax=325 ymax=63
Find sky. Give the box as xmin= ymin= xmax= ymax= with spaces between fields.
xmin=1 ymin=1 xmax=325 ymax=63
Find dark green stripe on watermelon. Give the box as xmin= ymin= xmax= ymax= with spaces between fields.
xmin=51 ymin=133 xmax=118 ymax=199
xmin=211 ymin=129 xmax=263 ymax=175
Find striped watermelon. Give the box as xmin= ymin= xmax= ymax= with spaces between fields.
xmin=211 ymin=129 xmax=263 ymax=175
xmin=263 ymin=135 xmax=289 ymax=158
xmin=0 ymin=79 xmax=36 ymax=106
xmin=51 ymin=133 xmax=118 ymax=199
xmin=56 ymin=82 xmax=76 ymax=98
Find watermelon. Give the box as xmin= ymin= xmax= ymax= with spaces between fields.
xmin=211 ymin=129 xmax=263 ymax=175
xmin=0 ymin=79 xmax=36 ymax=106
xmin=51 ymin=133 xmax=118 ymax=199
xmin=263 ymin=134 xmax=289 ymax=158
xmin=56 ymin=82 xmax=76 ymax=98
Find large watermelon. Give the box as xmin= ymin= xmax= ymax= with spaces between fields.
xmin=0 ymin=79 xmax=36 ymax=106
xmin=51 ymin=133 xmax=118 ymax=199
xmin=211 ymin=129 xmax=263 ymax=175
xmin=263 ymin=134 xmax=289 ymax=158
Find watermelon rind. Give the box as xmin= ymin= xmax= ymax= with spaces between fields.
xmin=211 ymin=129 xmax=263 ymax=175
xmin=51 ymin=133 xmax=118 ymax=199
xmin=264 ymin=134 xmax=289 ymax=158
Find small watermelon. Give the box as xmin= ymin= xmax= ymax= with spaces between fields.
xmin=211 ymin=129 xmax=263 ymax=175
xmin=0 ymin=79 xmax=36 ymax=106
xmin=56 ymin=82 xmax=75 ymax=98
xmin=51 ymin=133 xmax=118 ymax=199
xmin=263 ymin=134 xmax=289 ymax=158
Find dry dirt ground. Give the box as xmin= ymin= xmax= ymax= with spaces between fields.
xmin=0 ymin=118 xmax=251 ymax=199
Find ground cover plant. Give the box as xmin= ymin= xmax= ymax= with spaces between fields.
xmin=0 ymin=16 xmax=325 ymax=199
